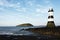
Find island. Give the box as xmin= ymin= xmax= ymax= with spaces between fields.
xmin=16 ymin=23 xmax=33 ymax=27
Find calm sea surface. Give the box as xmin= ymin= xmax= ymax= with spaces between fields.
xmin=0 ymin=26 xmax=41 ymax=35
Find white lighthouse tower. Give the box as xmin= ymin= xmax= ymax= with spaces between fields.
xmin=47 ymin=8 xmax=55 ymax=28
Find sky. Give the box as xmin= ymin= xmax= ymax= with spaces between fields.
xmin=0 ymin=0 xmax=60 ymax=26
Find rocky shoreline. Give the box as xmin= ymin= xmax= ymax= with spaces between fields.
xmin=25 ymin=26 xmax=60 ymax=38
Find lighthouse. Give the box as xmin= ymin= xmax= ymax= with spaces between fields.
xmin=47 ymin=8 xmax=55 ymax=28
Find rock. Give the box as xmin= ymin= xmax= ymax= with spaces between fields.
xmin=25 ymin=27 xmax=60 ymax=37
xmin=16 ymin=23 xmax=33 ymax=27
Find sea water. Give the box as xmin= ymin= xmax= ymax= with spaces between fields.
xmin=0 ymin=26 xmax=41 ymax=35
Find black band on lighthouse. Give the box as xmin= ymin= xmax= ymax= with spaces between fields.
xmin=48 ymin=21 xmax=54 ymax=23
xmin=48 ymin=16 xmax=54 ymax=18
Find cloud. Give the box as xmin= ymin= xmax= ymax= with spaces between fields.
xmin=9 ymin=2 xmax=21 ymax=8
xmin=27 ymin=1 xmax=33 ymax=6
xmin=35 ymin=5 xmax=50 ymax=14
xmin=0 ymin=0 xmax=23 ymax=12
xmin=44 ymin=0 xmax=51 ymax=3
xmin=0 ymin=0 xmax=5 ymax=5
xmin=16 ymin=7 xmax=27 ymax=12
xmin=36 ymin=8 xmax=48 ymax=13
xmin=0 ymin=0 xmax=20 ymax=8
xmin=43 ymin=0 xmax=53 ymax=7
xmin=36 ymin=8 xmax=41 ymax=13
xmin=34 ymin=0 xmax=53 ymax=14
xmin=0 ymin=7 xmax=4 ymax=11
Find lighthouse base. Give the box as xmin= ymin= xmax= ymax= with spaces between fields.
xmin=47 ymin=21 xmax=55 ymax=28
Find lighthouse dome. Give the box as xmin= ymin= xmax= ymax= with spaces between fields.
xmin=48 ymin=8 xmax=54 ymax=12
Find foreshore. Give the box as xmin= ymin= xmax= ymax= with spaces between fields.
xmin=25 ymin=26 xmax=60 ymax=38
xmin=0 ymin=34 xmax=60 ymax=40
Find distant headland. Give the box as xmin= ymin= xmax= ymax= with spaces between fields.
xmin=16 ymin=23 xmax=33 ymax=27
